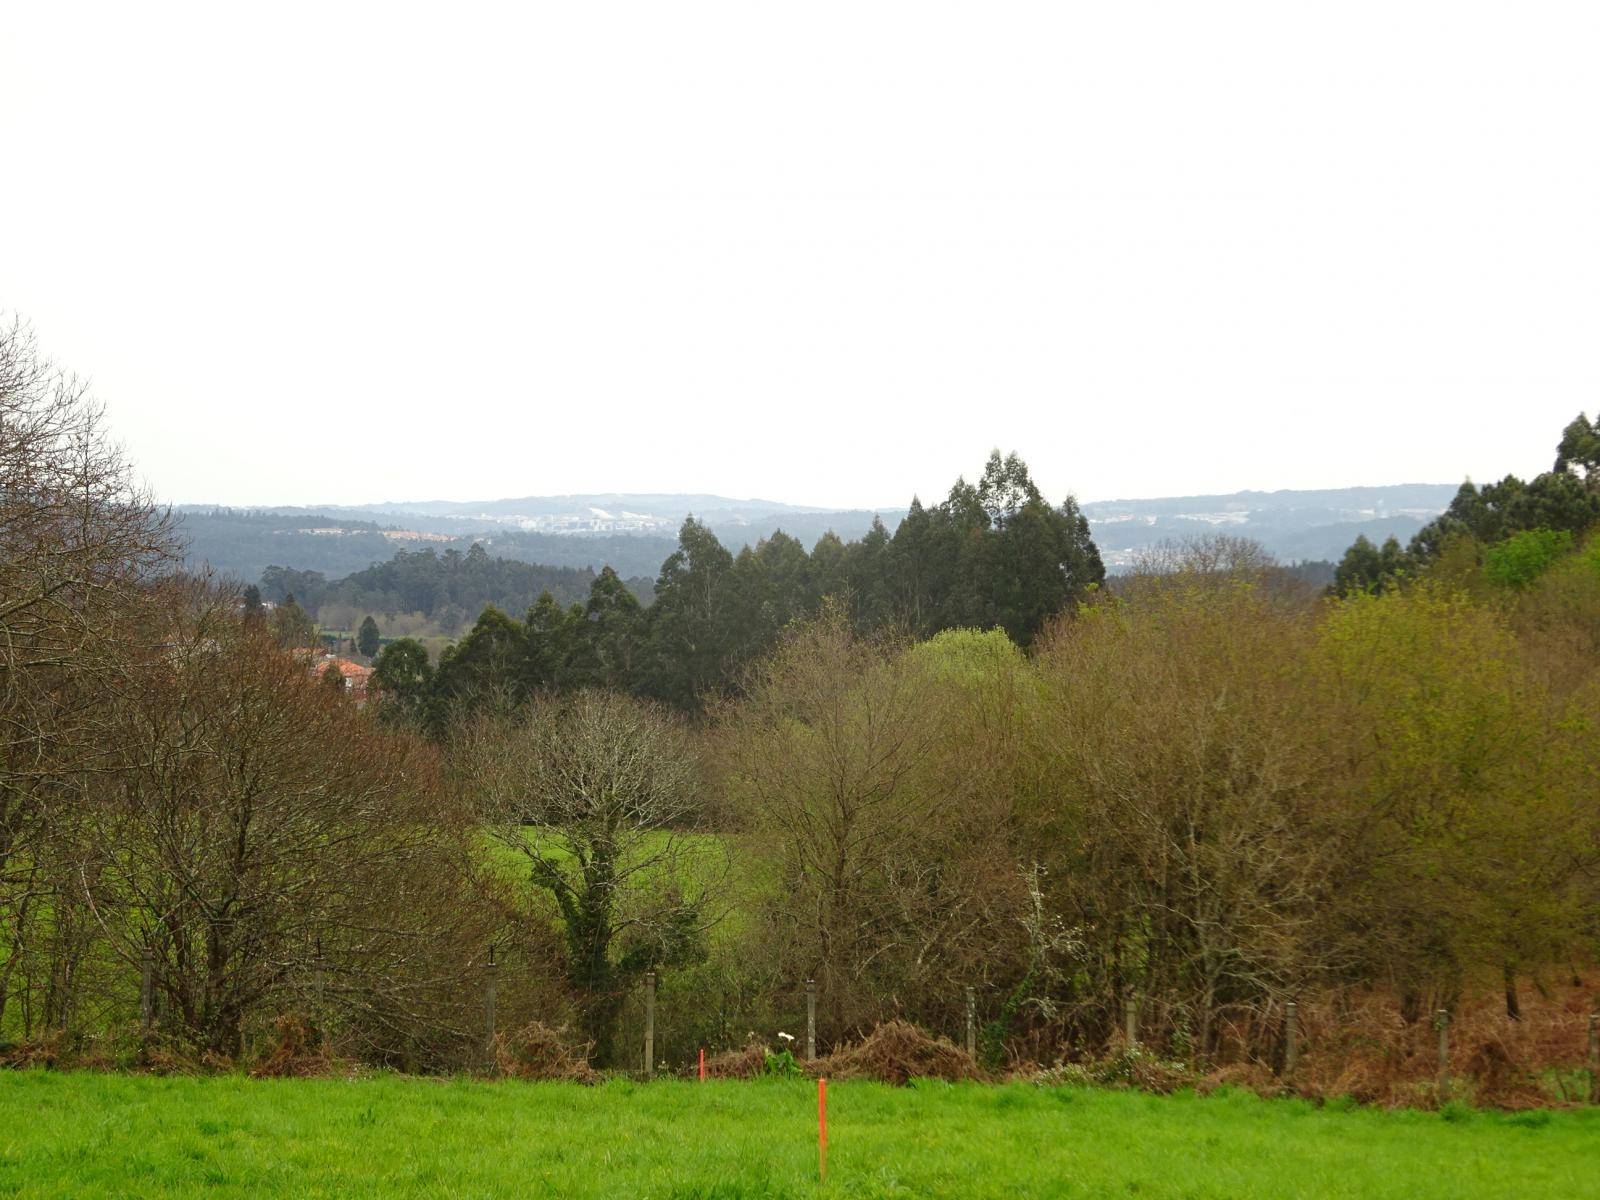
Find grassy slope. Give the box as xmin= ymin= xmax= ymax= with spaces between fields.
xmin=3 ymin=1072 xmax=1594 ymax=1199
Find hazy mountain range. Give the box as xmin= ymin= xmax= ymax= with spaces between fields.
xmin=176 ymin=483 xmax=1460 ymax=584
xmin=1079 ymin=484 xmax=1456 ymax=569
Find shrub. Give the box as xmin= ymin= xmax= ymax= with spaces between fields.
xmin=1483 ymin=528 xmax=1573 ymax=589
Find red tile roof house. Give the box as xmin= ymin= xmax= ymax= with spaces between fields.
xmin=309 ymin=654 xmax=376 ymax=703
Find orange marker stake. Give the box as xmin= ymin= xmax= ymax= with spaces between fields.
xmin=699 ymin=1047 xmax=706 ymax=1081
xmin=818 ymin=1076 xmax=828 ymax=1183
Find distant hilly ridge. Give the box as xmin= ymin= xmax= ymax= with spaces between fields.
xmin=175 ymin=483 xmax=1460 ymax=585
xmin=1078 ymin=483 xmax=1456 ymax=568
xmin=340 ymin=493 xmax=835 ymax=522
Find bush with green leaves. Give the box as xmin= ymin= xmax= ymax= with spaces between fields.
xmin=1483 ymin=528 xmax=1573 ymax=589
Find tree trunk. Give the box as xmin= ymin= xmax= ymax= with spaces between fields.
xmin=577 ymin=989 xmax=624 ymax=1068
xmin=1400 ymin=988 xmax=1423 ymax=1025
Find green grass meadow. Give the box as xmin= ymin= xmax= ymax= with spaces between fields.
xmin=2 ymin=1072 xmax=1593 ymax=1199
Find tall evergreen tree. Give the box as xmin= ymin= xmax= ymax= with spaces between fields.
xmin=891 ymin=451 xmax=1105 ymax=644
xmin=270 ymin=593 xmax=317 ymax=649
xmin=848 ymin=515 xmax=898 ymax=632
xmin=887 ymin=499 xmax=951 ymax=634
xmin=567 ymin=567 xmax=644 ymax=690
xmin=523 ymin=590 xmax=576 ymax=691
xmin=432 ymin=606 xmax=528 ymax=713
xmin=372 ymin=637 xmax=434 ymax=715
xmin=806 ymin=530 xmax=851 ymax=610
xmin=356 ymin=615 xmax=381 ymax=658
xmin=1333 ymin=534 xmax=1412 ymax=596
xmin=641 ymin=518 xmax=737 ymax=706
xmin=1555 ymin=412 xmax=1600 ymax=484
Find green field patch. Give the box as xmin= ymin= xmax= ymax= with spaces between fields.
xmin=1 ymin=1071 xmax=1593 ymax=1199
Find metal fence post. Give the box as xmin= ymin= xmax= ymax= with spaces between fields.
xmin=1283 ymin=1000 xmax=1299 ymax=1077
xmin=643 ymin=970 xmax=657 ymax=1075
xmin=805 ymin=979 xmax=817 ymax=1062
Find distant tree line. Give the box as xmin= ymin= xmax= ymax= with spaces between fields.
xmin=372 ymin=452 xmax=1106 ymax=726
xmin=174 ymin=509 xmax=401 ymax=581
xmin=259 ymin=544 xmax=650 ymax=634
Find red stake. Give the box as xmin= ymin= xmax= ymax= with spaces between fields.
xmin=699 ymin=1047 xmax=706 ymax=1081
xmin=818 ymin=1076 xmax=828 ymax=1183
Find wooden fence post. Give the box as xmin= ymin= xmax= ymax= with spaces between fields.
xmin=1434 ymin=1009 xmax=1451 ymax=1099
xmin=1587 ymin=1010 xmax=1597 ymax=1104
xmin=805 ymin=979 xmax=817 ymax=1062
xmin=313 ymin=937 xmax=325 ymax=1022
xmin=643 ymin=970 xmax=657 ymax=1075
xmin=965 ymin=985 xmax=977 ymax=1058
xmin=1124 ymin=997 xmax=1139 ymax=1049
xmin=484 ymin=945 xmax=498 ymax=1071
xmin=1283 ymin=1000 xmax=1299 ymax=1078
xmin=139 ymin=947 xmax=155 ymax=1044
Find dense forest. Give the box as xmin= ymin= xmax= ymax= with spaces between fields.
xmin=258 ymin=545 xmax=651 ymax=632
xmin=5 ymin=320 xmax=1598 ymax=1104
xmin=370 ymin=451 xmax=1105 ymax=718
xmin=173 ymin=508 xmax=400 ymax=580
xmin=177 ymin=505 xmax=686 ymax=583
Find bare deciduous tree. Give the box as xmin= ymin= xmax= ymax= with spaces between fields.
xmin=0 ymin=317 xmax=174 ymax=1037
xmin=78 ymin=583 xmax=488 ymax=1062
xmin=459 ymin=690 xmax=721 ymax=1065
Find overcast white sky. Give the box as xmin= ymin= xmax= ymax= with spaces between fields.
xmin=2 ymin=2 xmax=1596 ymax=510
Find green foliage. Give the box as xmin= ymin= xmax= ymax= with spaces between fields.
xmin=1413 ymin=473 xmax=1600 ymax=561
xmin=269 ymin=594 xmax=317 ymax=649
xmin=1315 ymin=584 xmax=1585 ymax=1000
xmin=432 ymin=605 xmax=528 ymax=713
xmin=906 ymin=627 xmax=1031 ymax=685
xmin=1336 ymin=419 xmax=1600 ymax=599
xmin=1554 ymin=412 xmax=1600 ymax=480
xmin=567 ymin=567 xmax=644 ymax=690
xmin=887 ymin=452 xmax=1104 ymax=645
xmin=277 ymin=453 xmax=1106 ymax=726
xmin=356 ymin=615 xmax=381 ymax=658
xmin=1333 ymin=533 xmax=1410 ymax=596
xmin=1482 ymin=528 xmax=1573 ymax=589
xmin=370 ymin=637 xmax=435 ymax=726
xmin=638 ymin=517 xmax=737 ymax=707
xmin=761 ymin=1047 xmax=801 ymax=1077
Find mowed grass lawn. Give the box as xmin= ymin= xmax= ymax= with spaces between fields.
xmin=3 ymin=1073 xmax=1595 ymax=1199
